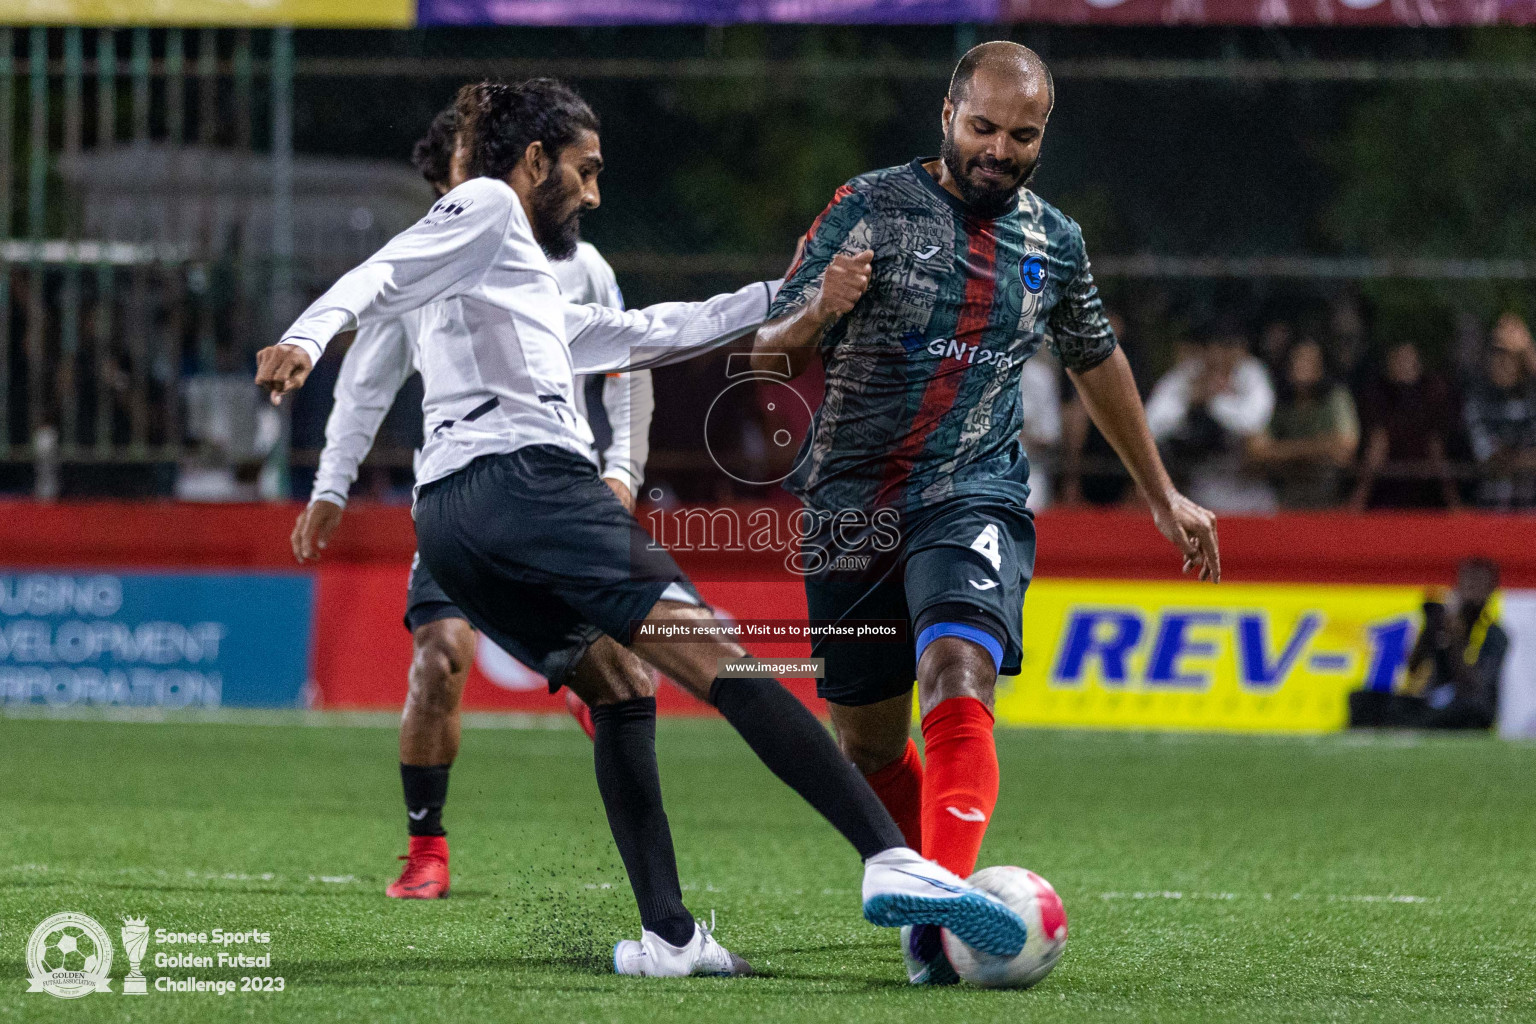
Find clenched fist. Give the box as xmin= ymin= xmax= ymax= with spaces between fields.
xmin=255 ymin=343 xmax=315 ymax=405
xmin=808 ymin=250 xmax=873 ymax=326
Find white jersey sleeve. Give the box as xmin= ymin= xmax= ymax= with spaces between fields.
xmin=309 ymin=314 xmax=418 ymax=508
xmin=566 ymin=280 xmax=782 ymax=375
xmin=279 ymin=178 xmax=514 ymax=365
xmin=552 ymin=244 xmax=655 ymax=488
xmin=599 ymin=369 xmax=654 ymax=490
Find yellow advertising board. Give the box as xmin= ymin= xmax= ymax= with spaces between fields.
xmin=996 ymin=580 xmax=1424 ymax=734
xmin=0 ymin=1 xmax=413 ymax=26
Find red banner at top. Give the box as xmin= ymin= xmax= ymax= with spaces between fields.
xmin=1002 ymin=0 xmax=1535 ymax=25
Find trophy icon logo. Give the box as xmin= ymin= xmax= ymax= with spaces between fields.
xmin=120 ymin=917 xmax=149 ymax=995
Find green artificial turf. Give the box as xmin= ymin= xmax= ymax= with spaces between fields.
xmin=2 ymin=712 xmax=1533 ymax=1023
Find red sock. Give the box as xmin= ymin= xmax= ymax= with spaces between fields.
xmin=920 ymin=697 xmax=999 ymax=878
xmin=864 ymin=738 xmax=924 ymax=850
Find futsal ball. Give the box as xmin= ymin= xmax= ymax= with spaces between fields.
xmin=942 ymin=866 xmax=1068 ymax=988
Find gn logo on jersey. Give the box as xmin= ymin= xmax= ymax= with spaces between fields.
xmin=424 ymin=196 xmax=474 ymax=225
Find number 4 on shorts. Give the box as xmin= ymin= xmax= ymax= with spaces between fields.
xmin=970 ymin=523 xmax=1002 ymax=571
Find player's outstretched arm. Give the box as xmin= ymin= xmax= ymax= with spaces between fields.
xmin=751 ymin=250 xmax=872 ymax=378
xmin=256 ymin=179 xmax=510 ymax=404
xmin=565 ymin=279 xmax=783 ymax=375
xmin=1068 ymin=347 xmax=1221 ymax=583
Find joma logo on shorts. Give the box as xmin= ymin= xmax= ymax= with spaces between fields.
xmin=925 ymin=338 xmax=1015 ymax=370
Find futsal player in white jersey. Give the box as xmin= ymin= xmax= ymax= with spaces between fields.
xmin=258 ymin=78 xmax=1027 ymax=979
xmin=289 ymin=107 xmax=653 ymax=901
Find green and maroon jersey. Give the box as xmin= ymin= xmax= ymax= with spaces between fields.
xmin=771 ymin=157 xmax=1118 ymax=514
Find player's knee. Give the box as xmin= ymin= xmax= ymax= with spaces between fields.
xmin=572 ymin=640 xmax=657 ymax=706
xmin=835 ymin=727 xmax=908 ymax=776
xmin=584 ymin=667 xmax=655 ymax=706
xmin=409 ymin=619 xmax=474 ymax=714
xmin=914 ymin=609 xmax=1002 ymax=709
xmin=917 ymin=639 xmax=997 ymax=701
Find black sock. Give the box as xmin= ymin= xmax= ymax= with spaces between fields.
xmin=709 ymin=678 xmax=905 ymax=860
xmin=591 ymin=697 xmax=695 ymax=947
xmin=401 ymin=763 xmax=451 ymax=838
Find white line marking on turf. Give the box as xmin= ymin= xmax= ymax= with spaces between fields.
xmin=0 ymin=704 xmax=583 ymax=731
xmin=183 ymin=870 xmax=277 ymax=882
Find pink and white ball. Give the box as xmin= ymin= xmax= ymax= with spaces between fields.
xmin=942 ymin=866 xmax=1068 ymax=988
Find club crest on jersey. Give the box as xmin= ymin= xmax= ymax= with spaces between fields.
xmin=1020 ymin=252 xmax=1048 ymax=294
xmin=425 ymin=196 xmax=474 ymax=225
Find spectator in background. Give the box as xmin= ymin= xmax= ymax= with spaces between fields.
xmin=1145 ymin=321 xmax=1276 ymax=513
xmin=1464 ymin=313 xmax=1536 ymax=509
xmin=1256 ymin=317 xmax=1293 ymax=376
xmin=1246 ymin=338 xmax=1359 ymax=509
xmin=1351 ymin=342 xmax=1460 ymax=510
xmin=1328 ymin=294 xmax=1371 ymax=394
xmin=1060 ymin=311 xmax=1135 ymax=506
xmin=1018 ymin=350 xmax=1061 ymax=510
xmin=1349 ymin=559 xmax=1507 ymax=731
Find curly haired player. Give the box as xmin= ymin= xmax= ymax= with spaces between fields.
xmin=289 ymin=104 xmax=653 ymax=901
xmin=259 ymin=77 xmax=1030 ymax=979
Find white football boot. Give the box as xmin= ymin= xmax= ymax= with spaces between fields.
xmin=612 ymin=919 xmax=753 ymax=978
xmin=861 ymin=847 xmax=1026 ymax=957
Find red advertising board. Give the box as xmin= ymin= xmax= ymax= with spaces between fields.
xmin=310 ymin=562 xmax=821 ymax=714
xmin=5 ymin=501 xmax=1533 ymax=713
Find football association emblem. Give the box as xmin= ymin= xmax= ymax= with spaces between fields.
xmin=1020 ymin=253 xmax=1047 ymax=294
xmin=25 ymin=912 xmax=115 ymax=999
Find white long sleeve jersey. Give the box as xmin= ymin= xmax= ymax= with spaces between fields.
xmin=281 ymin=176 xmax=776 ymax=494
xmin=308 ymin=241 xmax=654 ymax=506
xmin=554 ymin=244 xmax=654 ymax=493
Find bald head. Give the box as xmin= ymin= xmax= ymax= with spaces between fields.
xmin=948 ymin=41 xmax=1054 ymax=117
xmin=936 ymin=41 xmax=1053 ymax=216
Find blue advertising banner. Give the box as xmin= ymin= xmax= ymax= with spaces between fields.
xmin=419 ymin=0 xmax=997 ymax=26
xmin=0 ymin=572 xmax=314 ymax=709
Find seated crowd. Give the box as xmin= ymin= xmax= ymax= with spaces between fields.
xmin=1040 ymin=309 xmax=1536 ymax=513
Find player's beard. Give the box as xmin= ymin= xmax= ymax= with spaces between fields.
xmin=529 ymin=173 xmax=583 ymax=262
xmin=940 ymin=127 xmax=1039 ymax=218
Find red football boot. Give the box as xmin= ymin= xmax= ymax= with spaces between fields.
xmin=564 ymin=689 xmax=596 ymax=742
xmin=386 ymin=835 xmax=450 ymax=899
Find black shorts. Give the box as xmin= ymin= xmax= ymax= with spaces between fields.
xmin=403 ymin=551 xmax=468 ymax=633
xmin=413 ymin=446 xmax=700 ymax=691
xmin=802 ymin=495 xmax=1036 ymax=707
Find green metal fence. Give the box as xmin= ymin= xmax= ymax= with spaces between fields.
xmin=0 ymin=26 xmax=293 ymax=483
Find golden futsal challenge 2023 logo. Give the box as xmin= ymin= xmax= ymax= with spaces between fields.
xmin=24 ymin=912 xmax=122 ymax=999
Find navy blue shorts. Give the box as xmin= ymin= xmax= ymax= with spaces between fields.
xmin=802 ymin=495 xmax=1035 ymax=707
xmin=413 ymin=446 xmax=699 ymax=690
xmin=403 ymin=552 xmax=467 ymax=634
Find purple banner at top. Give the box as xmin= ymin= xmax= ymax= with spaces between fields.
xmin=421 ymin=0 xmax=1536 ymax=23
xmin=419 ymin=0 xmax=999 ymax=26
